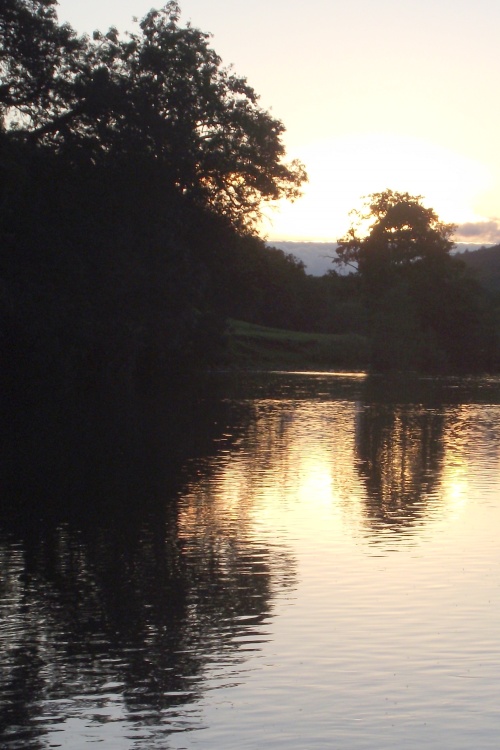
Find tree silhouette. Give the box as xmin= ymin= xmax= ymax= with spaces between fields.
xmin=336 ymin=190 xmax=497 ymax=371
xmin=2 ymin=0 xmax=306 ymax=231
xmin=0 ymin=0 xmax=81 ymax=123
xmin=0 ymin=1 xmax=311 ymax=395
xmin=336 ymin=190 xmax=455 ymax=281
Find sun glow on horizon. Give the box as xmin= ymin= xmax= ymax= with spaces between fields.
xmin=264 ymin=133 xmax=493 ymax=242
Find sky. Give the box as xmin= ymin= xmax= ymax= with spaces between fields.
xmin=56 ymin=0 xmax=500 ymax=244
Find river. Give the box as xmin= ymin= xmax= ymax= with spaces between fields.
xmin=2 ymin=371 xmax=500 ymax=749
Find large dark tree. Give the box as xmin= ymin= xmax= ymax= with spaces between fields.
xmin=1 ymin=0 xmax=306 ymax=231
xmin=0 ymin=0 xmax=309 ymax=395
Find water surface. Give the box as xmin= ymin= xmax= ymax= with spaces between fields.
xmin=2 ymin=372 xmax=500 ymax=748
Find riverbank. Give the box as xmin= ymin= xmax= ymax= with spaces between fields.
xmin=223 ymin=319 xmax=369 ymax=370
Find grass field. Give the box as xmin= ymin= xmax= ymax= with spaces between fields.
xmin=224 ymin=319 xmax=369 ymax=370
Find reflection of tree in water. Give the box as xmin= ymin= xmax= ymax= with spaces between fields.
xmin=356 ymin=402 xmax=445 ymax=533
xmin=0 ymin=504 xmax=294 ymax=748
xmin=0 ymin=386 xmax=295 ymax=749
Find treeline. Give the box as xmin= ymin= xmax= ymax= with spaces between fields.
xmin=1 ymin=0 xmax=498 ymax=409
xmin=461 ymin=244 xmax=500 ymax=297
xmin=1 ymin=0 xmax=374 ymax=400
xmin=1 ymin=131 xmax=362 ymax=395
xmin=0 ymin=0 xmax=308 ymax=395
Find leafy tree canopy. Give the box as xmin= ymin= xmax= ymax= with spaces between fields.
xmin=335 ymin=190 xmax=498 ymax=371
xmin=0 ymin=0 xmax=81 ymax=125
xmin=336 ymin=189 xmax=456 ymax=279
xmin=1 ymin=0 xmax=306 ymax=230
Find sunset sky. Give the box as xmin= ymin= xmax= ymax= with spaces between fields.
xmin=56 ymin=0 xmax=500 ymax=243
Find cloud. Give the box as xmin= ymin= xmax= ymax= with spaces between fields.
xmin=455 ymin=220 xmax=500 ymax=244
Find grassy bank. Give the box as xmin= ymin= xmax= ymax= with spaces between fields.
xmin=224 ymin=319 xmax=369 ymax=370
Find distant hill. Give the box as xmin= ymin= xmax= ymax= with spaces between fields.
xmin=459 ymin=244 xmax=500 ymax=294
xmin=267 ymin=242 xmax=339 ymax=276
xmin=269 ymin=240 xmax=492 ymax=277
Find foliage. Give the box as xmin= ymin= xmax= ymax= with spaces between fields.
xmin=336 ymin=190 xmax=498 ymax=372
xmin=0 ymin=141 xmax=214 ymax=392
xmin=302 ymin=271 xmax=367 ymax=335
xmin=336 ymin=189 xmax=455 ymax=280
xmin=0 ymin=0 xmax=82 ymax=127
xmin=0 ymin=0 xmax=312 ymax=400
xmin=1 ymin=0 xmax=306 ymax=231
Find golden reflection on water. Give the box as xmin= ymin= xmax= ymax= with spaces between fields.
xmin=178 ymin=401 xmax=361 ymax=545
xmin=177 ymin=394 xmax=500 ymax=559
xmin=437 ymin=402 xmax=500 ymax=520
xmin=440 ymin=464 xmax=468 ymax=519
xmin=439 ymin=410 xmax=471 ymax=520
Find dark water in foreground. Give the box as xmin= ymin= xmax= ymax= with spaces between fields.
xmin=2 ymin=372 xmax=500 ymax=749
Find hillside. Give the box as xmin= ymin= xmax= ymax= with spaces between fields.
xmin=460 ymin=244 xmax=500 ymax=294
xmin=268 ymin=242 xmax=339 ymax=276
xmin=224 ymin=319 xmax=368 ymax=370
